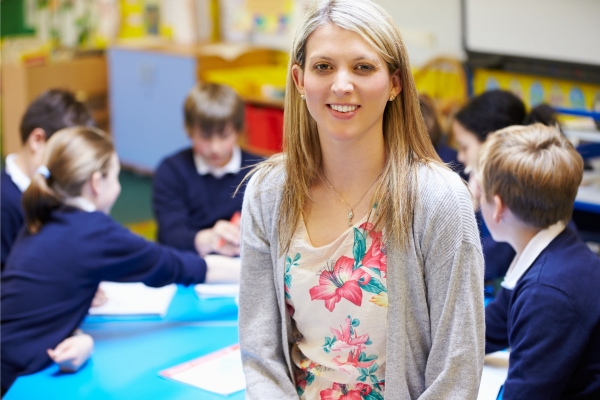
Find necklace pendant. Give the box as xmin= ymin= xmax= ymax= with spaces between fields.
xmin=347 ymin=209 xmax=353 ymax=226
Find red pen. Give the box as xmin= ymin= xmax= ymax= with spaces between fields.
xmin=217 ymin=211 xmax=241 ymax=248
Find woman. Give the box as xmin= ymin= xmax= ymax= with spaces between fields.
xmin=238 ymin=1 xmax=484 ymax=399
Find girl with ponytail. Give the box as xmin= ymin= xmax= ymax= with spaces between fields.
xmin=1 ymin=127 xmax=239 ymax=393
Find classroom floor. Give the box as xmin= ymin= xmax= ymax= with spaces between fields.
xmin=110 ymin=169 xmax=156 ymax=240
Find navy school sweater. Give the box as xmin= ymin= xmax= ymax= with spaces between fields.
xmin=152 ymin=148 xmax=262 ymax=252
xmin=1 ymin=169 xmax=24 ymax=269
xmin=485 ymin=228 xmax=600 ymax=400
xmin=1 ymin=208 xmax=207 ymax=390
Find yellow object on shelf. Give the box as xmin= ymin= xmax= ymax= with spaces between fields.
xmin=119 ymin=0 xmax=145 ymax=39
xmin=203 ymin=64 xmax=288 ymax=101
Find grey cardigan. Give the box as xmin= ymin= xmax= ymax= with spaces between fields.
xmin=239 ymin=163 xmax=485 ymax=399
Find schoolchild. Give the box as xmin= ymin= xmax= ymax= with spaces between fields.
xmin=453 ymin=89 xmax=568 ymax=281
xmin=477 ymin=124 xmax=600 ymax=399
xmin=1 ymin=89 xmax=94 ymax=269
xmin=153 ymin=82 xmax=261 ymax=257
xmin=1 ymin=127 xmax=238 ymax=394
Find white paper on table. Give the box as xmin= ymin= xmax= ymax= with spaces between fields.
xmin=477 ymin=350 xmax=509 ymax=400
xmin=88 ymin=282 xmax=177 ymax=316
xmin=194 ymin=283 xmax=240 ymax=298
xmin=159 ymin=344 xmax=246 ymax=396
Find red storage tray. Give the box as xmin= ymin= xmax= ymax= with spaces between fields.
xmin=245 ymin=104 xmax=284 ymax=153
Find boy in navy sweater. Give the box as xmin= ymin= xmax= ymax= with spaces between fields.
xmin=476 ymin=124 xmax=600 ymax=399
xmin=1 ymin=89 xmax=93 ymax=269
xmin=153 ymin=83 xmax=261 ymax=257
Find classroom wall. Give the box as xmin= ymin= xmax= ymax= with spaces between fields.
xmin=379 ymin=0 xmax=464 ymax=67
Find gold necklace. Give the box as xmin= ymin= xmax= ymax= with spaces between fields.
xmin=320 ymin=171 xmax=383 ymax=227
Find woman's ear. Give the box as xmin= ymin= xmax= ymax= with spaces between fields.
xmin=391 ymin=69 xmax=402 ymax=97
xmin=291 ymin=64 xmax=305 ymax=97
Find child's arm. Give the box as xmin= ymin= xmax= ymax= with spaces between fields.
xmin=484 ymin=287 xmax=511 ymax=353
xmin=47 ymin=331 xmax=94 ymax=372
xmin=94 ymin=214 xmax=207 ymax=287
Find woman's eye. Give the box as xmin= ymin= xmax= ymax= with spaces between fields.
xmin=356 ymin=64 xmax=375 ymax=71
xmin=313 ymin=63 xmax=331 ymax=71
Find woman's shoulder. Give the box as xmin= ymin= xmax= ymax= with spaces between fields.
xmin=413 ymin=162 xmax=479 ymax=243
xmin=416 ymin=162 xmax=469 ymax=204
xmin=245 ymin=155 xmax=286 ymax=197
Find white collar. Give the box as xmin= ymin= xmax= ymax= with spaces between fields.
xmin=501 ymin=221 xmax=566 ymax=290
xmin=63 ymin=196 xmax=97 ymax=212
xmin=5 ymin=154 xmax=31 ymax=192
xmin=193 ymin=146 xmax=241 ymax=179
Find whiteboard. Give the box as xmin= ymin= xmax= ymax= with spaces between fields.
xmin=464 ymin=0 xmax=600 ymax=66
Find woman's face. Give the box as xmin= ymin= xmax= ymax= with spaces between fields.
xmin=292 ymin=23 xmax=400 ymax=145
xmin=453 ymin=120 xmax=482 ymax=171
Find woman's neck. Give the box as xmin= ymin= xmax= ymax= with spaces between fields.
xmin=319 ymin=132 xmax=386 ymax=193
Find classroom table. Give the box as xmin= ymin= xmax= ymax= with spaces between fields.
xmin=5 ymin=285 xmax=244 ymax=400
xmin=6 ymin=285 xmax=507 ymax=399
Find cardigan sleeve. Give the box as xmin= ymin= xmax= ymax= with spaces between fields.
xmin=152 ymin=157 xmax=198 ymax=252
xmin=417 ymin=166 xmax=486 ymax=400
xmin=238 ymin=171 xmax=299 ymax=399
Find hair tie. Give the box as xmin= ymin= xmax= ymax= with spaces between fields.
xmin=36 ymin=165 xmax=50 ymax=179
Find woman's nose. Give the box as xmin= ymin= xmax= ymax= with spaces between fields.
xmin=331 ymin=71 xmax=354 ymax=96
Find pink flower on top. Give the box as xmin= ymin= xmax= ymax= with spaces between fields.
xmin=329 ymin=317 xmax=370 ymax=353
xmin=360 ymin=226 xmax=387 ymax=278
xmin=309 ymin=256 xmax=367 ymax=312
xmin=320 ymin=383 xmax=363 ymax=400
xmin=331 ymin=349 xmax=377 ymax=369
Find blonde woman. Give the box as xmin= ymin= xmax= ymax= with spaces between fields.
xmin=238 ymin=0 xmax=485 ymax=399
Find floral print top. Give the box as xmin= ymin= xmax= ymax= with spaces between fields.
xmin=285 ymin=216 xmax=388 ymax=400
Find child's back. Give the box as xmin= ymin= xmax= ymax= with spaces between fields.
xmin=486 ymin=227 xmax=600 ymax=398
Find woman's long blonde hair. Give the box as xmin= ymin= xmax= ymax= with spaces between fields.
xmin=22 ymin=127 xmax=114 ymax=234
xmin=254 ymin=0 xmax=443 ymax=252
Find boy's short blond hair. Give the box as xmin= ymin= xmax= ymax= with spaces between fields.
xmin=476 ymin=123 xmax=583 ymax=228
xmin=184 ymin=82 xmax=244 ymax=135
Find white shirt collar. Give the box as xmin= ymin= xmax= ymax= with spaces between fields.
xmin=193 ymin=146 xmax=242 ymax=179
xmin=501 ymin=221 xmax=566 ymax=290
xmin=63 ymin=196 xmax=97 ymax=212
xmin=5 ymin=154 xmax=31 ymax=192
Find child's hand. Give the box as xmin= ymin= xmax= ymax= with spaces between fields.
xmin=194 ymin=220 xmax=240 ymax=257
xmin=204 ymin=255 xmax=241 ymax=283
xmin=91 ymin=287 xmax=108 ymax=307
xmin=47 ymin=333 xmax=94 ymax=372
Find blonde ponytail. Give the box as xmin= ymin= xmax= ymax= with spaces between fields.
xmin=21 ymin=126 xmax=114 ymax=234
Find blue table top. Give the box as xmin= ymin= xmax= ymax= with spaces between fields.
xmin=5 ymin=285 xmax=245 ymax=400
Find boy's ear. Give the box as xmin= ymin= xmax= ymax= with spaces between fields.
xmin=291 ymin=64 xmax=305 ymax=97
xmin=493 ymin=195 xmax=506 ymax=223
xmin=27 ymin=128 xmax=47 ymax=153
